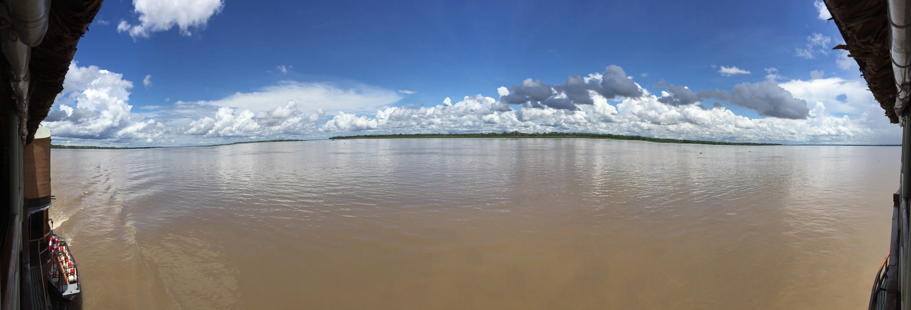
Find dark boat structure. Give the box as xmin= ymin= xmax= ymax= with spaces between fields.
xmin=826 ymin=0 xmax=911 ymax=309
xmin=21 ymin=128 xmax=81 ymax=308
xmin=0 ymin=0 xmax=101 ymax=309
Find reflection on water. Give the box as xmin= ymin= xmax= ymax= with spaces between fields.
xmin=49 ymin=139 xmax=897 ymax=309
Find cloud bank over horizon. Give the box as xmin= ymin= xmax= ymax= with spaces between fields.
xmin=40 ymin=63 xmax=899 ymax=146
xmin=67 ymin=0 xmax=896 ymax=146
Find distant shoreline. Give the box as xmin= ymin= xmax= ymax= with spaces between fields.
xmin=51 ymin=139 xmax=307 ymax=150
xmin=329 ymin=132 xmax=779 ymax=146
xmin=48 ymin=133 xmax=902 ymax=149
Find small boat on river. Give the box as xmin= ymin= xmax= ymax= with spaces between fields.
xmin=45 ymin=232 xmax=78 ymax=300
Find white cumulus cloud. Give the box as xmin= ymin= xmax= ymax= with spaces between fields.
xmin=719 ymin=66 xmax=751 ymax=76
xmin=191 ymin=81 xmax=401 ymax=115
xmin=837 ymin=50 xmax=857 ymax=71
xmin=780 ymin=77 xmax=882 ymax=117
xmin=186 ymin=107 xmax=261 ymax=137
xmin=814 ymin=0 xmax=831 ymax=20
xmin=118 ymin=0 xmax=224 ymax=39
xmin=180 ymin=81 xmax=400 ymax=137
xmin=809 ymin=70 xmax=824 ymax=79
xmin=42 ymin=63 xmax=165 ymax=143
xmin=764 ymin=68 xmax=781 ymax=81
xmin=795 ymin=33 xmax=833 ymax=59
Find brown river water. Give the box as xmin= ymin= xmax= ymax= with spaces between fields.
xmin=48 ymin=138 xmax=897 ymax=309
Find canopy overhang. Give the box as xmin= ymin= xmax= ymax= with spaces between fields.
xmin=825 ymin=0 xmax=899 ymax=123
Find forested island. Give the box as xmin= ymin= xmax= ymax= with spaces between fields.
xmin=330 ymin=132 xmax=779 ymax=146
xmin=49 ymin=133 xmax=783 ymax=149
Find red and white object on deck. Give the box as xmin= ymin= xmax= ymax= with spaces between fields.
xmin=47 ymin=233 xmax=80 ymax=299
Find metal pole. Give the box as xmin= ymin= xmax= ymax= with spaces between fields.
xmin=903 ymin=116 xmax=911 ymax=201
xmin=901 ymin=115 xmax=911 ymax=310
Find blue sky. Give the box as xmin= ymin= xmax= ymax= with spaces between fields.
xmin=45 ymin=0 xmax=898 ymax=145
